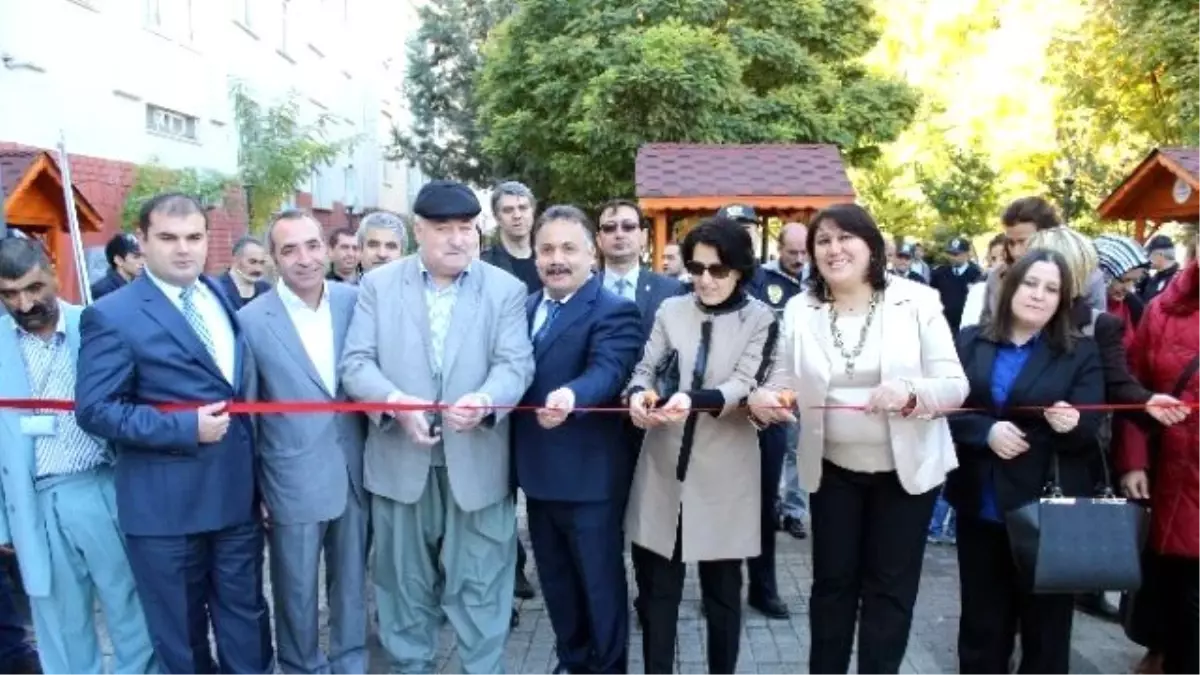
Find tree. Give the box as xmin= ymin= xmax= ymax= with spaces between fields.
xmin=232 ymin=84 xmax=352 ymax=231
xmin=916 ymin=144 xmax=1000 ymax=241
xmin=850 ymin=160 xmax=934 ymax=240
xmin=476 ymin=0 xmax=920 ymax=206
xmin=390 ymin=0 xmax=515 ymax=185
xmin=121 ymin=160 xmax=232 ymax=232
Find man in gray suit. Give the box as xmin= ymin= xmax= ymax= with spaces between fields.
xmin=341 ymin=180 xmax=535 ymax=674
xmin=239 ymin=210 xmax=368 ymax=673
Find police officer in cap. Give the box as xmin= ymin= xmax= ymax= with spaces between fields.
xmin=714 ymin=203 xmax=799 ymax=619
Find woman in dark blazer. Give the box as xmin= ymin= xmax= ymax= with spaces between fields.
xmin=947 ymin=249 xmax=1105 ymax=674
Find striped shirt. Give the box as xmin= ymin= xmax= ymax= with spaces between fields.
xmin=418 ymin=260 xmax=469 ymax=468
xmin=16 ymin=308 xmax=110 ymax=478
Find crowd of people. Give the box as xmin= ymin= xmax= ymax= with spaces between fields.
xmin=0 ymin=178 xmax=1195 ymax=675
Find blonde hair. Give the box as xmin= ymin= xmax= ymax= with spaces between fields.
xmin=1027 ymin=227 xmax=1097 ymax=299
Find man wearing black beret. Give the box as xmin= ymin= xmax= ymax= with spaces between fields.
xmin=342 ymin=179 xmax=535 ymax=673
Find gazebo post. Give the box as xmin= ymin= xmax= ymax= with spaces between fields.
xmin=652 ymin=210 xmax=668 ymax=271
xmin=1135 ymin=217 xmax=1147 ymax=243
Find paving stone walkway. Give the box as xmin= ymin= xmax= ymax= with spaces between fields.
xmin=53 ymin=511 xmax=1141 ymax=674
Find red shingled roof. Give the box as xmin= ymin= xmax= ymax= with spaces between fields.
xmin=0 ymin=150 xmax=42 ymax=202
xmin=1160 ymin=147 xmax=1199 ymax=183
xmin=635 ymin=143 xmax=855 ymax=198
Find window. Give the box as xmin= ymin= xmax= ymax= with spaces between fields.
xmin=146 ymin=104 xmax=199 ymax=141
xmin=145 ymin=0 xmax=193 ymax=42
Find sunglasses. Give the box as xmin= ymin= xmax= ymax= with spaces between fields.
xmin=599 ymin=222 xmax=640 ymax=234
xmin=685 ymin=261 xmax=733 ymax=279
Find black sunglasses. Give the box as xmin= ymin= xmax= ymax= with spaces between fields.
xmin=685 ymin=261 xmax=733 ymax=279
xmin=599 ymin=222 xmax=640 ymax=234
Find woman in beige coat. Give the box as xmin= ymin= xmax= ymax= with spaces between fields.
xmin=624 ymin=216 xmax=785 ymax=675
xmin=751 ymin=204 xmax=968 ymax=674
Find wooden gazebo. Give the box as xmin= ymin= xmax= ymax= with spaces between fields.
xmin=635 ymin=143 xmax=857 ymax=270
xmin=1097 ymin=146 xmax=1199 ymax=241
xmin=1 ymin=150 xmax=104 ymax=302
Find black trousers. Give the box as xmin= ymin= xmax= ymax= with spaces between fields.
xmin=747 ymin=425 xmax=787 ymax=600
xmin=633 ymin=526 xmax=742 ymax=674
xmin=1159 ymin=555 xmax=1199 ymax=675
xmin=809 ymin=461 xmax=936 ymax=674
xmin=956 ymin=515 xmax=1075 ymax=674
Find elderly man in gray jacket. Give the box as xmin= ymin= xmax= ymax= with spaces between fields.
xmin=341 ymin=180 xmax=535 ymax=674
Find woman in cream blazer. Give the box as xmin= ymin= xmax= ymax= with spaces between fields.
xmin=751 ymin=204 xmax=968 ymax=674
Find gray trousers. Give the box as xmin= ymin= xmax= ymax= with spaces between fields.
xmin=269 ymin=492 xmax=368 ymax=674
xmin=372 ymin=467 xmax=517 ymax=674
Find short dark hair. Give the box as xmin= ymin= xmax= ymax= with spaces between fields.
xmin=328 ymin=226 xmax=355 ymax=247
xmin=0 ymin=237 xmax=52 ymax=281
xmin=805 ymin=203 xmax=888 ymax=301
xmin=681 ymin=216 xmax=757 ymax=288
xmin=982 ymin=248 xmax=1078 ymax=353
xmin=264 ymin=209 xmax=318 ymax=253
xmin=1001 ymin=196 xmax=1061 ymax=231
xmin=103 ymin=232 xmax=139 ymax=267
xmin=533 ymin=204 xmax=595 ymax=244
xmin=137 ymin=192 xmax=208 ymax=234
xmin=597 ymin=199 xmax=645 ymax=229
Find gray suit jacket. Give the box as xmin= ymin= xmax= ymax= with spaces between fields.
xmin=239 ymin=282 xmax=366 ymax=526
xmin=340 ymin=255 xmax=535 ymax=512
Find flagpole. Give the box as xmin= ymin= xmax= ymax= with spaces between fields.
xmin=56 ymin=131 xmax=93 ymax=305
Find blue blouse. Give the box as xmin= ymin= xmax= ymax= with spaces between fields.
xmin=979 ymin=335 xmax=1039 ymax=522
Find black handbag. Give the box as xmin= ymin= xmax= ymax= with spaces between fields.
xmin=1004 ymin=449 xmax=1144 ymax=594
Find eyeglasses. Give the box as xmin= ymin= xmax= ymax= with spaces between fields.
xmin=685 ymin=261 xmax=733 ymax=279
xmin=599 ymin=222 xmax=640 ymax=234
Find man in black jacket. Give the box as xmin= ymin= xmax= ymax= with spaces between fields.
xmin=89 ymin=233 xmax=144 ymax=300
xmin=481 ymin=181 xmax=541 ymax=292
xmin=1139 ymin=234 xmax=1179 ymax=304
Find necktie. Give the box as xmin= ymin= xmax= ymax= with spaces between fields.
xmin=180 ymin=285 xmax=217 ymax=358
xmin=533 ymin=300 xmax=562 ymax=344
xmin=614 ymin=278 xmax=631 ymax=298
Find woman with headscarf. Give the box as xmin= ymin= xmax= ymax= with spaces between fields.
xmin=1094 ymin=234 xmax=1151 ymax=350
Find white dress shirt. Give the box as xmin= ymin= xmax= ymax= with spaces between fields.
xmin=146 ymin=270 xmax=237 ymax=384
xmin=531 ymin=288 xmax=580 ymax=337
xmin=277 ymin=281 xmax=337 ymax=395
xmin=603 ymin=267 xmax=640 ymax=302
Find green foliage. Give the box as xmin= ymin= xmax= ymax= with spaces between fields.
xmin=232 ymin=84 xmax=353 ymax=232
xmin=916 ymin=145 xmax=1000 ymax=240
xmin=850 ymin=160 xmax=933 ymax=239
xmin=391 ymin=0 xmax=516 ymax=185
xmin=476 ymin=0 xmax=919 ymax=206
xmin=120 ymin=160 xmax=232 ymax=233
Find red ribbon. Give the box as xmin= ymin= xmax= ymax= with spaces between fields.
xmin=0 ymin=398 xmax=1194 ymax=415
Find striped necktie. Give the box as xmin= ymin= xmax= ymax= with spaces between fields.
xmin=180 ymin=284 xmax=217 ymax=358
xmin=533 ymin=300 xmax=562 ymax=345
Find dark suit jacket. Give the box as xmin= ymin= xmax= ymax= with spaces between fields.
xmin=89 ymin=269 xmax=128 ymax=300
xmin=217 ymin=272 xmax=271 ymax=310
xmin=74 ymin=274 xmax=257 ymax=537
xmin=632 ymin=269 xmax=685 ymax=337
xmin=946 ymin=326 xmax=1105 ymax=516
xmin=512 ymin=276 xmax=644 ymax=503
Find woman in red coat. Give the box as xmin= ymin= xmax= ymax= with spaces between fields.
xmin=1116 ymin=257 xmax=1199 ymax=675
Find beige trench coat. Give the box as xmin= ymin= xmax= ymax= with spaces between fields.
xmin=624 ymin=294 xmax=786 ymax=562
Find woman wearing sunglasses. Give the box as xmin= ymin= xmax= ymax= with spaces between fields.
xmin=623 ymin=216 xmax=785 ymax=674
xmin=750 ymin=203 xmax=967 ymax=674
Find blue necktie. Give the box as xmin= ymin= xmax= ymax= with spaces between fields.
xmin=533 ymin=300 xmax=562 ymax=344
xmin=614 ymin=278 xmax=631 ymax=299
xmin=180 ymin=285 xmax=216 ymax=358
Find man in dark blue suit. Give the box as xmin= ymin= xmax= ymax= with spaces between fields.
xmin=513 ymin=205 xmax=644 ymax=674
xmin=595 ymin=199 xmax=683 ymax=335
xmin=74 ymin=193 xmax=272 ymax=674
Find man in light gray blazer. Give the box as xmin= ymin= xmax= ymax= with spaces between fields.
xmin=341 ymin=180 xmax=535 ymax=674
xmin=239 ymin=210 xmax=368 ymax=674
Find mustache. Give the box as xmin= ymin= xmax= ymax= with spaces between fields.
xmin=13 ymin=301 xmax=56 ymax=328
xmin=544 ymin=265 xmax=571 ymax=275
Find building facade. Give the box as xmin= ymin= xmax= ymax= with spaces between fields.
xmin=0 ymin=0 xmax=424 ymax=276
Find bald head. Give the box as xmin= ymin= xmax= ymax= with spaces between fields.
xmin=777 ymin=222 xmax=808 ymax=277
